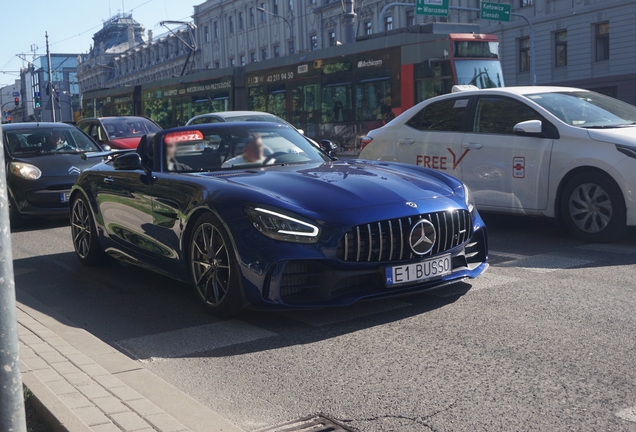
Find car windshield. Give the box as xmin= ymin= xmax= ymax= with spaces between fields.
xmin=454 ymin=60 xmax=505 ymax=88
xmin=163 ymin=125 xmax=328 ymax=173
xmin=5 ymin=127 xmax=102 ymax=157
xmin=102 ymin=117 xmax=161 ymax=138
xmin=526 ymin=91 xmax=636 ymax=128
xmin=224 ymin=114 xmax=285 ymax=123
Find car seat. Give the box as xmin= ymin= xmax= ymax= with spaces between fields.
xmin=136 ymin=133 xmax=155 ymax=169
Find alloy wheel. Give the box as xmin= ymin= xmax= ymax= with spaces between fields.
xmin=71 ymin=199 xmax=92 ymax=259
xmin=568 ymin=183 xmax=613 ymax=234
xmin=190 ymin=223 xmax=231 ymax=306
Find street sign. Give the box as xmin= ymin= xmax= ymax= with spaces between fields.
xmin=416 ymin=0 xmax=449 ymax=16
xmin=3 ymin=107 xmax=8 ymax=112
xmin=480 ymin=1 xmax=511 ymax=21
xmin=12 ymin=92 xmax=19 ymax=97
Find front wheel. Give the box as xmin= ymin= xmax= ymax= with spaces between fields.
xmin=189 ymin=213 xmax=242 ymax=316
xmin=71 ymin=195 xmax=103 ymax=265
xmin=560 ymin=171 xmax=626 ymax=243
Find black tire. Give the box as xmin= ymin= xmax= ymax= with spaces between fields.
xmin=8 ymin=195 xmax=24 ymax=229
xmin=70 ymin=195 xmax=104 ymax=265
xmin=188 ymin=213 xmax=242 ymax=316
xmin=560 ymin=171 xmax=626 ymax=243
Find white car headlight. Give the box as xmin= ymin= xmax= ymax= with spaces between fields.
xmin=10 ymin=162 xmax=42 ymax=180
xmin=463 ymin=183 xmax=475 ymax=213
xmin=244 ymin=206 xmax=320 ymax=244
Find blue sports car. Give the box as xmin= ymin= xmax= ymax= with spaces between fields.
xmin=70 ymin=122 xmax=488 ymax=315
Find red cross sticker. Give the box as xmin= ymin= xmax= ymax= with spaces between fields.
xmin=513 ymin=157 xmax=525 ymax=178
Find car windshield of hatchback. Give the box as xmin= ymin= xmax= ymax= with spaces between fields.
xmin=5 ymin=128 xmax=102 ymax=157
xmin=526 ymin=91 xmax=636 ymax=128
xmin=224 ymin=114 xmax=284 ymax=123
xmin=102 ymin=118 xmax=161 ymax=138
xmin=163 ymin=125 xmax=329 ymax=173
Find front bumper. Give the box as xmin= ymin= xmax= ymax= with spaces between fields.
xmin=9 ymin=177 xmax=75 ymax=218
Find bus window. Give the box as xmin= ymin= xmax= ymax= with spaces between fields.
xmin=268 ymin=84 xmax=286 ymax=119
xmin=355 ymin=78 xmax=391 ymax=121
xmin=322 ymin=83 xmax=352 ymax=123
xmin=248 ymin=87 xmax=266 ymax=112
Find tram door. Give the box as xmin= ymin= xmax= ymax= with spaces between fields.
xmin=290 ymin=82 xmax=320 ymax=139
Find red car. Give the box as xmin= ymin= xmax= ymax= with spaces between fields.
xmin=77 ymin=116 xmax=162 ymax=149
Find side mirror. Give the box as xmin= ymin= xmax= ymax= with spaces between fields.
xmin=100 ymin=144 xmax=111 ymax=152
xmin=320 ymin=139 xmax=338 ymax=156
xmin=113 ymin=152 xmax=142 ymax=171
xmin=514 ymin=120 xmax=542 ymax=135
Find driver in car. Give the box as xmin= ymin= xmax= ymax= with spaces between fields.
xmin=222 ymin=134 xmax=273 ymax=167
xmin=43 ymin=131 xmax=70 ymax=151
xmin=165 ymin=140 xmax=192 ymax=172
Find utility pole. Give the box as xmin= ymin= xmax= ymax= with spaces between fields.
xmin=46 ymin=32 xmax=56 ymax=122
xmin=0 ymin=123 xmax=27 ymax=432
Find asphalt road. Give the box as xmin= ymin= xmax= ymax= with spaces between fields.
xmin=11 ymin=212 xmax=636 ymax=431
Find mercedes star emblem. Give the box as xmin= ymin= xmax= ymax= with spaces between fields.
xmin=406 ymin=202 xmax=417 ymax=208
xmin=409 ymin=219 xmax=436 ymax=255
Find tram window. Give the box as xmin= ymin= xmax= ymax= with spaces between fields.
xmin=415 ymin=79 xmax=453 ymax=103
xmin=248 ymin=87 xmax=267 ymax=112
xmin=322 ymin=83 xmax=352 ymax=123
xmin=268 ymin=84 xmax=286 ymax=119
xmin=355 ymin=78 xmax=391 ymax=121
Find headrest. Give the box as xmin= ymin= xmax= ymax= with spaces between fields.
xmin=27 ymin=134 xmax=44 ymax=145
xmin=136 ymin=133 xmax=155 ymax=166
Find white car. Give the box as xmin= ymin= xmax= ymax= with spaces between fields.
xmin=359 ymin=86 xmax=636 ymax=242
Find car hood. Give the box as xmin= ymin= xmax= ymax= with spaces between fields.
xmin=200 ymin=161 xmax=458 ymax=212
xmin=11 ymin=153 xmax=101 ymax=177
xmin=586 ymin=127 xmax=636 ymax=147
xmin=109 ymin=137 xmax=141 ymax=149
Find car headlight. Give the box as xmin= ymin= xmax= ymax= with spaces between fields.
xmin=9 ymin=162 xmax=42 ymax=180
xmin=244 ymin=206 xmax=320 ymax=244
xmin=463 ymin=183 xmax=475 ymax=213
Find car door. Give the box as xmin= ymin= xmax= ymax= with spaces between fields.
xmin=94 ymin=164 xmax=157 ymax=260
xmin=460 ymin=95 xmax=555 ymax=210
xmin=395 ymin=97 xmax=470 ymax=180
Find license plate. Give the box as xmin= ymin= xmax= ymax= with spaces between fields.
xmin=386 ymin=254 xmax=452 ymax=286
xmin=60 ymin=192 xmax=70 ymax=203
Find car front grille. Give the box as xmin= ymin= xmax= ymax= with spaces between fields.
xmin=336 ymin=209 xmax=472 ymax=263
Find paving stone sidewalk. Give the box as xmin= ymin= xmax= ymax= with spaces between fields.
xmin=15 ymin=292 xmax=242 ymax=432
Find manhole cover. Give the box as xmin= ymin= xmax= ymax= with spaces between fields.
xmin=258 ymin=414 xmax=357 ymax=432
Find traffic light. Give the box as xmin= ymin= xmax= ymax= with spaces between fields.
xmin=14 ymin=97 xmax=19 ymax=107
xmin=35 ymin=97 xmax=41 ymax=108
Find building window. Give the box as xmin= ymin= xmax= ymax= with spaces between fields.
xmin=274 ymin=45 xmax=280 ymax=58
xmin=289 ymin=40 xmax=295 ymax=55
xmin=555 ymin=30 xmax=567 ymax=67
xmin=310 ymin=34 xmax=318 ymax=50
xmin=262 ymin=48 xmax=268 ymax=60
xmin=595 ymin=22 xmax=610 ymax=61
xmin=289 ymin=0 xmax=293 ymax=11
xmin=273 ymin=0 xmax=278 ymax=14
xmin=384 ymin=15 xmax=393 ymax=31
xmin=214 ymin=21 xmax=219 ymax=38
xmin=328 ymin=31 xmax=336 ymax=47
xmin=250 ymin=8 xmax=255 ymax=26
xmin=250 ymin=52 xmax=257 ymax=62
xmin=521 ymin=0 xmax=533 ymax=6
xmin=519 ymin=37 xmax=530 ymax=72
xmin=228 ymin=16 xmax=234 ymax=33
xmin=406 ymin=10 xmax=415 ymax=26
xmin=204 ymin=26 xmax=209 ymax=42
xmin=365 ymin=21 xmax=372 ymax=35
xmin=240 ymin=55 xmax=246 ymax=65
xmin=230 ymin=57 xmax=236 ymax=66
xmin=215 ymin=61 xmax=220 ymax=68
xmin=260 ymin=3 xmax=266 ymax=21
xmin=309 ymin=0 xmax=316 ymax=4
xmin=239 ymin=12 xmax=244 ymax=30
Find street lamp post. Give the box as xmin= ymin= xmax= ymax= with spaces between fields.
xmin=257 ymin=7 xmax=294 ymax=54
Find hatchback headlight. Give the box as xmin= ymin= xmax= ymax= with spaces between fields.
xmin=9 ymin=162 xmax=42 ymax=180
xmin=463 ymin=183 xmax=475 ymax=213
xmin=244 ymin=206 xmax=320 ymax=244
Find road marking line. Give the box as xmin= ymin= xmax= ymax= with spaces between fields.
xmin=489 ymin=250 xmax=529 ymax=260
xmin=616 ymin=406 xmax=636 ymax=423
xmin=498 ymin=254 xmax=593 ymax=273
xmin=578 ymin=243 xmax=636 ymax=255
xmin=283 ymin=300 xmax=410 ymax=327
xmin=116 ymin=321 xmax=277 ymax=361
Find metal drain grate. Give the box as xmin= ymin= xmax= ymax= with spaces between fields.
xmin=257 ymin=414 xmax=357 ymax=432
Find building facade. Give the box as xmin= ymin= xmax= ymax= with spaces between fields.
xmin=0 ymin=80 xmax=21 ymax=123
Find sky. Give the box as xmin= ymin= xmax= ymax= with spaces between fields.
xmin=0 ymin=0 xmax=202 ymax=87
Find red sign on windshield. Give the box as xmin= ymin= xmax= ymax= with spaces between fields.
xmin=164 ymin=130 xmax=204 ymax=144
